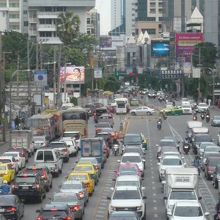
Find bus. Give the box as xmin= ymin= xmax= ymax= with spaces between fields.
xmin=115 ymin=98 xmax=129 ymax=114
xmin=28 ymin=114 xmax=56 ymax=140
xmin=41 ymin=109 xmax=63 ymax=137
xmin=62 ymin=107 xmax=88 ymax=137
xmin=80 ymin=137 xmax=105 ymax=168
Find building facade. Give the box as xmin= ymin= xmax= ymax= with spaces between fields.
xmin=0 ymin=0 xmax=28 ymax=33
xmin=86 ymin=8 xmax=100 ymax=37
xmin=28 ymin=0 xmax=95 ymax=44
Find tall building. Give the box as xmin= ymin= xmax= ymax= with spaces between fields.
xmin=0 ymin=0 xmax=28 ymax=33
xmin=28 ymin=0 xmax=95 ymax=44
xmin=87 ymin=9 xmax=100 ymax=38
xmin=204 ymin=0 xmax=220 ymax=53
xmin=109 ymin=0 xmax=137 ymax=37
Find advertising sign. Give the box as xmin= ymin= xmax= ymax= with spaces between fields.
xmin=60 ymin=66 xmax=85 ymax=84
xmin=151 ymin=41 xmax=170 ymax=57
xmin=94 ymin=68 xmax=103 ymax=79
xmin=33 ymin=69 xmax=47 ymax=86
xmin=99 ymin=36 xmax=112 ymax=48
xmin=175 ymin=33 xmax=204 ymax=62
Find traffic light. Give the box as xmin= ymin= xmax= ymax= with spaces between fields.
xmin=129 ymin=72 xmax=133 ymax=78
xmin=115 ymin=68 xmax=119 ymax=79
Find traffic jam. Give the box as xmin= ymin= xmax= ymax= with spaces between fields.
xmin=0 ymin=87 xmax=220 ymax=220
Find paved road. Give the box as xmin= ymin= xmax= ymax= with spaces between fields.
xmin=1 ymin=98 xmax=220 ymax=220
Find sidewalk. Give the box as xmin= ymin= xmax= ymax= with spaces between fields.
xmin=0 ymin=130 xmax=10 ymax=154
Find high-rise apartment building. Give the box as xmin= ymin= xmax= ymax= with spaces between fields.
xmin=87 ymin=8 xmax=100 ymax=38
xmin=0 ymin=0 xmax=28 ymax=33
xmin=109 ymin=0 xmax=137 ymax=36
xmin=28 ymin=0 xmax=95 ymax=44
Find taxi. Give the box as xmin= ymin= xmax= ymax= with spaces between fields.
xmin=0 ymin=163 xmax=15 ymax=183
xmin=68 ymin=172 xmax=95 ymax=195
xmin=73 ymin=162 xmax=98 ymax=185
xmin=160 ymin=106 xmax=182 ymax=116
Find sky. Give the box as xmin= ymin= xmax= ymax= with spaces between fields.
xmin=95 ymin=0 xmax=111 ymax=35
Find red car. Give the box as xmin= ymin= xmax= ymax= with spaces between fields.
xmin=103 ymin=141 xmax=110 ymax=158
xmin=115 ymin=163 xmax=142 ymax=178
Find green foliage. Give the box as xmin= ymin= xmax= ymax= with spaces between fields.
xmin=193 ymin=42 xmax=217 ymax=68
xmin=104 ymin=76 xmax=120 ymax=92
xmin=70 ymin=97 xmax=78 ymax=106
xmin=56 ymin=12 xmax=80 ymax=45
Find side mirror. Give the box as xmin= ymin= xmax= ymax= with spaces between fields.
xmin=184 ymin=162 xmax=186 ymax=166
xmin=141 ymin=186 xmax=146 ymax=191
xmin=107 ymin=196 xmax=111 ymax=200
xmin=143 ymin=195 xmax=147 ymax=199
xmin=112 ymin=178 xmax=116 ymax=181
xmin=142 ymin=159 xmax=146 ymax=163
xmin=163 ymin=196 xmax=167 ymax=200
xmin=204 ymin=212 xmax=210 ymax=216
xmin=167 ymin=211 xmax=172 ymax=216
xmin=198 ymin=196 xmax=202 ymax=200
xmin=156 ymin=144 xmax=159 ymax=147
xmin=161 ymin=181 xmax=166 ymax=185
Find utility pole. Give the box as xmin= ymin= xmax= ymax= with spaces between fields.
xmin=57 ymin=44 xmax=62 ymax=106
xmin=27 ymin=36 xmax=31 ymax=116
xmin=36 ymin=39 xmax=39 ymax=70
xmin=40 ymin=43 xmax=43 ymax=70
xmin=198 ymin=47 xmax=201 ymax=102
xmin=53 ymin=47 xmax=57 ymax=106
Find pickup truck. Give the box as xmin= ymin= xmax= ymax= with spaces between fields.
xmin=34 ymin=149 xmax=63 ymax=177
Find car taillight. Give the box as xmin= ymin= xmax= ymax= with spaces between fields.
xmin=84 ymin=128 xmax=87 ymax=136
xmin=33 ymin=184 xmax=40 ymax=189
xmin=72 ymin=205 xmax=80 ymax=211
xmin=95 ymin=165 xmax=98 ymax=170
xmin=94 ymin=112 xmax=96 ymax=116
xmin=37 ymin=216 xmax=43 ymax=220
xmin=42 ymin=170 xmax=47 ymax=179
xmin=21 ymin=150 xmax=25 ymax=157
xmin=9 ymin=163 xmax=14 ymax=167
xmin=62 ymin=148 xmax=68 ymax=152
xmin=7 ymin=207 xmax=16 ymax=212
xmin=54 ymin=164 xmax=58 ymax=171
xmin=63 ymin=216 xmax=71 ymax=220
xmin=78 ymin=191 xmax=84 ymax=198
xmin=12 ymin=184 xmax=17 ymax=189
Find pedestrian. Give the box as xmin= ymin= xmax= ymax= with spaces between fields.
xmin=1 ymin=180 xmax=10 ymax=195
xmin=14 ymin=116 xmax=20 ymax=129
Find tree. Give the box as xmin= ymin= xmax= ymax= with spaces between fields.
xmin=192 ymin=42 xmax=217 ymax=68
xmin=104 ymin=76 xmax=120 ymax=92
xmin=56 ymin=11 xmax=80 ymax=45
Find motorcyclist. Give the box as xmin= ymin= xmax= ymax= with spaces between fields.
xmin=14 ymin=116 xmax=20 ymax=129
xmin=162 ymin=110 xmax=166 ymax=119
xmin=1 ymin=180 xmax=10 ymax=195
xmin=112 ymin=138 xmax=120 ymax=155
xmin=193 ymin=111 xmax=197 ymax=121
xmin=214 ymin=200 xmax=220 ymax=220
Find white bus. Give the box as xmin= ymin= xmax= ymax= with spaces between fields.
xmin=115 ymin=98 xmax=129 ymax=114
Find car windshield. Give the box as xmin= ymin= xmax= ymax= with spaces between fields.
xmin=0 ymin=159 xmax=10 ymax=163
xmin=125 ymin=148 xmax=142 ymax=154
xmin=15 ymin=177 xmax=36 ymax=184
xmin=124 ymin=135 xmax=141 ymax=144
xmin=119 ymin=166 xmax=137 ymax=172
xmin=209 ymin=158 xmax=220 ymax=166
xmin=122 ymin=156 xmax=141 ymax=163
xmin=0 ymin=196 xmax=15 ymax=205
xmin=49 ymin=143 xmax=66 ymax=148
xmin=200 ymin=143 xmax=214 ymax=150
xmin=69 ymin=175 xmax=87 ymax=181
xmin=195 ymin=136 xmax=212 ymax=142
xmin=61 ymin=183 xmax=81 ymax=190
xmin=4 ymin=152 xmax=18 ymax=157
xmin=174 ymin=206 xmax=203 ymax=217
xmin=63 ymin=133 xmax=80 ymax=139
xmin=79 ymin=158 xmax=96 ymax=164
xmin=113 ymin=190 xmax=140 ymax=200
xmin=116 ymin=181 xmax=139 ymax=187
xmin=53 ymin=194 xmax=77 ymax=202
xmin=170 ymin=191 xmax=197 ymax=200
xmin=75 ymin=166 xmax=92 ymax=172
xmin=205 ymin=147 xmax=219 ymax=153
xmin=199 ymin=103 xmax=207 ymax=107
xmin=33 ymin=137 xmax=45 ymax=142
xmin=160 ymin=140 xmax=176 ymax=147
xmin=41 ymin=210 xmax=67 ymax=218
xmin=162 ymin=158 xmax=182 ymax=166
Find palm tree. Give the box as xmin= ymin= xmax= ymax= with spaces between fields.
xmin=56 ymin=11 xmax=80 ymax=45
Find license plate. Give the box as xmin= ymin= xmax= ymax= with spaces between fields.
xmin=22 ymin=186 xmax=28 ymax=189
xmin=0 ymin=209 xmax=4 ymax=212
xmin=185 ymin=146 xmax=189 ymax=148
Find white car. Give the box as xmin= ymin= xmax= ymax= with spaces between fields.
xmin=167 ymin=201 xmax=209 ymax=220
xmin=63 ymin=131 xmax=81 ymax=150
xmin=108 ymin=186 xmax=146 ymax=219
xmin=119 ymin=153 xmax=145 ymax=176
xmin=3 ymin=151 xmax=25 ymax=169
xmin=61 ymin=138 xmax=78 ymax=157
xmin=0 ymin=156 xmax=19 ymax=173
xmin=182 ymin=104 xmax=192 ymax=114
xmin=130 ymin=106 xmax=155 ymax=116
xmin=197 ymin=103 xmax=209 ymax=112
xmin=158 ymin=155 xmax=185 ymax=181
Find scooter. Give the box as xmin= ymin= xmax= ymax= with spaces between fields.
xmin=112 ymin=144 xmax=119 ymax=156
xmin=201 ymin=112 xmax=205 ymax=120
xmin=206 ymin=114 xmax=210 ymax=123
xmin=157 ymin=121 xmax=162 ymax=130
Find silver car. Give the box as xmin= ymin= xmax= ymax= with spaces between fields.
xmin=60 ymin=180 xmax=89 ymax=205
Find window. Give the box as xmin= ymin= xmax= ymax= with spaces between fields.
xmin=0 ymin=2 xmax=6 ymax=7
xmin=39 ymin=32 xmax=52 ymax=37
xmin=9 ymin=13 xmax=19 ymax=19
xmin=24 ymin=21 xmax=28 ymax=26
xmin=23 ymin=10 xmax=27 ymax=14
xmin=23 ymin=0 xmax=27 ymax=2
xmin=87 ymin=18 xmax=91 ymax=24
xmin=9 ymin=2 xmax=19 ymax=7
xmin=36 ymin=151 xmax=43 ymax=160
xmin=44 ymin=151 xmax=54 ymax=161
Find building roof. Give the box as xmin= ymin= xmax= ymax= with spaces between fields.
xmin=187 ymin=7 xmax=203 ymax=24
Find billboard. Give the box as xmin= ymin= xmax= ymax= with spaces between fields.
xmin=99 ymin=35 xmax=124 ymax=50
xmin=99 ymin=36 xmax=112 ymax=48
xmin=33 ymin=69 xmax=47 ymax=86
xmin=60 ymin=66 xmax=85 ymax=84
xmin=151 ymin=41 xmax=170 ymax=57
xmin=175 ymin=33 xmax=204 ymax=62
xmin=94 ymin=67 xmax=102 ymax=79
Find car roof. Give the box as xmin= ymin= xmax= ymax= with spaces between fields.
xmin=122 ymin=152 xmax=141 ymax=157
xmin=117 ymin=175 xmax=140 ymax=181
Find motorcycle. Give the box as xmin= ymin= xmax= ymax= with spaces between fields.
xmin=193 ymin=115 xmax=197 ymax=121
xmin=157 ymin=121 xmax=162 ymax=130
xmin=206 ymin=114 xmax=210 ymax=123
xmin=183 ymin=143 xmax=190 ymax=154
xmin=201 ymin=112 xmax=205 ymax=120
xmin=112 ymin=144 xmax=119 ymax=156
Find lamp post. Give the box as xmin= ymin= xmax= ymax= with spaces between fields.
xmin=64 ymin=63 xmax=71 ymax=103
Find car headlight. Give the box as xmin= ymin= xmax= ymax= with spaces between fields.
xmin=137 ymin=206 xmax=142 ymax=211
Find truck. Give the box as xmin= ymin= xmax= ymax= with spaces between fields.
xmin=162 ymin=167 xmax=201 ymax=217
xmin=11 ymin=130 xmax=34 ymax=156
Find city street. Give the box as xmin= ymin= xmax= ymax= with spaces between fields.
xmin=9 ymin=99 xmax=218 ymax=220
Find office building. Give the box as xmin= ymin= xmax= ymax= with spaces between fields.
xmin=87 ymin=8 xmax=100 ymax=37
xmin=0 ymin=0 xmax=28 ymax=33
xmin=28 ymin=0 xmax=95 ymax=44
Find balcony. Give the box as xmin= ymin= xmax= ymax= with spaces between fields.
xmin=38 ymin=24 xmax=56 ymax=31
xmin=29 ymin=17 xmax=37 ymax=23
xmin=37 ymin=11 xmax=60 ymax=19
xmin=29 ymin=30 xmax=37 ymax=36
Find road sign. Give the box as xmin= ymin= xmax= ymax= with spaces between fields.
xmin=159 ymin=69 xmax=184 ymax=80
xmin=94 ymin=67 xmax=102 ymax=79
